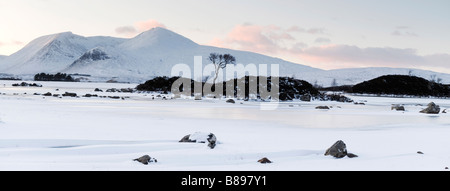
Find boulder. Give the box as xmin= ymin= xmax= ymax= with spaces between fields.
xmin=420 ymin=102 xmax=440 ymax=114
xmin=226 ymin=99 xmax=236 ymax=104
xmin=179 ymin=132 xmax=217 ymax=149
xmin=316 ymin=106 xmax=330 ymax=110
xmin=391 ymin=104 xmax=405 ymax=111
xmin=62 ymin=92 xmax=77 ymax=97
xmin=324 ymin=140 xmax=348 ymax=158
xmin=134 ymin=155 xmax=157 ymax=165
xmin=179 ymin=135 xmax=196 ymax=143
xmin=258 ymin=157 xmax=272 ymax=164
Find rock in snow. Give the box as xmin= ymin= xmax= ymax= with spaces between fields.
xmin=258 ymin=157 xmax=272 ymax=164
xmin=325 ymin=140 xmax=348 ymax=158
xmin=391 ymin=104 xmax=405 ymax=111
xmin=180 ymin=132 xmax=217 ymax=149
xmin=316 ymin=106 xmax=330 ymax=110
xmin=226 ymin=99 xmax=236 ymax=104
xmin=134 ymin=155 xmax=157 ymax=165
xmin=420 ymin=102 xmax=440 ymax=114
xmin=325 ymin=140 xmax=358 ymax=159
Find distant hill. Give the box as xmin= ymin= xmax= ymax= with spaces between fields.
xmin=351 ymin=75 xmax=450 ymax=97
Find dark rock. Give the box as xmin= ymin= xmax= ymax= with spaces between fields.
xmin=179 ymin=135 xmax=196 ymax=143
xmin=391 ymin=104 xmax=405 ymax=111
xmin=179 ymin=132 xmax=217 ymax=149
xmin=62 ymin=92 xmax=77 ymax=97
xmin=134 ymin=155 xmax=151 ymax=165
xmin=258 ymin=157 xmax=272 ymax=164
xmin=43 ymin=92 xmax=52 ymax=96
xmin=347 ymin=153 xmax=358 ymax=158
xmin=226 ymin=99 xmax=236 ymax=104
xmin=417 ymin=151 xmax=424 ymax=155
xmin=133 ymin=155 xmax=157 ymax=165
xmin=83 ymin=94 xmax=98 ymax=98
xmin=420 ymin=102 xmax=440 ymax=114
xmin=94 ymin=88 xmax=103 ymax=92
xmin=316 ymin=106 xmax=330 ymax=110
xmin=325 ymin=140 xmax=348 ymax=158
xmin=207 ymin=133 xmax=217 ymax=149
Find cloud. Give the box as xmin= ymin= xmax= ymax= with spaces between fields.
xmin=391 ymin=26 xmax=418 ymax=37
xmin=314 ymin=37 xmax=331 ymax=44
xmin=287 ymin=26 xmax=327 ymax=34
xmin=115 ymin=19 xmax=166 ymax=37
xmin=391 ymin=30 xmax=418 ymax=37
xmin=0 ymin=40 xmax=24 ymax=47
xmin=210 ymin=24 xmax=287 ymax=54
xmin=210 ymin=24 xmax=313 ymax=56
xmin=297 ymin=44 xmax=450 ymax=71
xmin=115 ymin=26 xmax=138 ymax=36
xmin=135 ymin=20 xmax=166 ymax=32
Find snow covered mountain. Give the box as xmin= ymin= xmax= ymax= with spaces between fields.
xmin=0 ymin=32 xmax=125 ymax=75
xmin=63 ymin=27 xmax=321 ymax=82
xmin=1 ymin=27 xmax=450 ymax=85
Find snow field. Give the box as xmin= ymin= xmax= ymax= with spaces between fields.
xmin=0 ymin=81 xmax=450 ymax=171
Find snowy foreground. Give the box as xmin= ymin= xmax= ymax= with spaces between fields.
xmin=1 ymin=81 xmax=450 ymax=171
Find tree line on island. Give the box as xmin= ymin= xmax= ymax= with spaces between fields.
xmin=136 ymin=74 xmax=450 ymax=101
xmin=320 ymin=75 xmax=450 ymax=97
xmin=34 ymin=73 xmax=76 ymax=82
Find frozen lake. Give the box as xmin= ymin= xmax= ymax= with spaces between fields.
xmin=0 ymin=81 xmax=450 ymax=171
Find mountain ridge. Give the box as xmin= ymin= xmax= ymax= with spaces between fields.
xmin=1 ymin=27 xmax=450 ymax=85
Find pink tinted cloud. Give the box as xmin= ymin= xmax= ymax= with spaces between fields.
xmin=115 ymin=19 xmax=166 ymax=37
xmin=210 ymin=24 xmax=301 ymax=55
xmin=296 ymin=44 xmax=450 ymax=71
xmin=135 ymin=20 xmax=166 ymax=32
xmin=0 ymin=40 xmax=24 ymax=47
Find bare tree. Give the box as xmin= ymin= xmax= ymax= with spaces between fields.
xmin=430 ymin=74 xmax=437 ymax=83
xmin=209 ymin=53 xmax=236 ymax=85
xmin=331 ymin=78 xmax=338 ymax=87
xmin=408 ymin=70 xmax=413 ymax=76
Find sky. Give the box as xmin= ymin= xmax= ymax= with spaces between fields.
xmin=1 ymin=0 xmax=450 ymax=73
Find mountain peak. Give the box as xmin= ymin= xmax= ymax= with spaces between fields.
xmin=122 ymin=27 xmax=197 ymax=50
